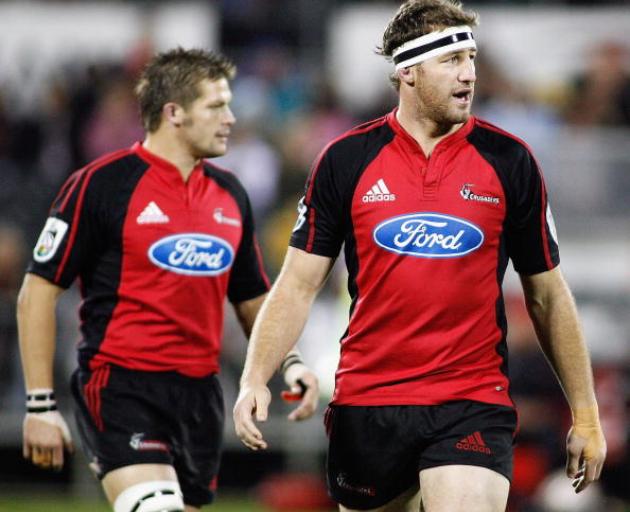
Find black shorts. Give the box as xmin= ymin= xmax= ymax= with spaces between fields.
xmin=325 ymin=400 xmax=517 ymax=510
xmin=70 ymin=364 xmax=224 ymax=507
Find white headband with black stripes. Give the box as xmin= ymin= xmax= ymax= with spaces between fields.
xmin=392 ymin=25 xmax=476 ymax=70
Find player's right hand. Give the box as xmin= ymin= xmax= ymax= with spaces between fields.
xmin=566 ymin=419 xmax=606 ymax=493
xmin=23 ymin=411 xmax=74 ymax=471
xmin=233 ymin=384 xmax=271 ymax=451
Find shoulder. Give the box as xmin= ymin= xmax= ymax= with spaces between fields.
xmin=82 ymin=148 xmax=148 ymax=192
xmin=55 ymin=149 xmax=147 ymax=213
xmin=319 ymin=115 xmax=394 ymax=171
xmin=468 ymin=117 xmax=534 ymax=164
xmin=202 ymin=160 xmax=249 ymax=201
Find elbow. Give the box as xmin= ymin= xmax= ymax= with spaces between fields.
xmin=16 ymin=281 xmax=28 ymax=312
xmin=523 ymin=293 xmax=545 ymax=318
xmin=16 ymin=279 xmax=32 ymax=322
xmin=16 ymin=274 xmax=61 ymax=321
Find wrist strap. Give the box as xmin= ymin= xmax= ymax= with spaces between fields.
xmin=280 ymin=352 xmax=304 ymax=374
xmin=26 ymin=389 xmax=57 ymax=413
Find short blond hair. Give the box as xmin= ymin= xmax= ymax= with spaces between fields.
xmin=135 ymin=48 xmax=236 ymax=132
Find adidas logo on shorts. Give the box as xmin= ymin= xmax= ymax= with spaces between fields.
xmin=455 ymin=431 xmax=492 ymax=455
xmin=362 ymin=179 xmax=396 ymax=203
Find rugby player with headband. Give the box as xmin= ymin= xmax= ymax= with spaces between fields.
xmin=235 ymin=1 xmax=606 ymax=511
xmin=392 ymin=25 xmax=476 ymax=70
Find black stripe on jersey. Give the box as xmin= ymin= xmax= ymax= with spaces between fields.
xmin=202 ymin=163 xmax=270 ymax=303
xmin=305 ymin=118 xmax=395 ymax=318
xmin=467 ymin=122 xmax=559 ymax=275
xmin=27 ymin=152 xmax=149 ymax=369
xmin=292 ymin=116 xmax=393 ymax=257
xmin=74 ymin=154 xmax=149 ymax=370
xmin=49 ymin=170 xmax=81 ymax=213
xmin=494 ymin=230 xmax=511 ymax=386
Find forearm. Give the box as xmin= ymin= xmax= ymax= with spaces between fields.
xmin=523 ymin=273 xmax=597 ymax=414
xmin=17 ymin=274 xmax=61 ymax=390
xmin=233 ymin=293 xmax=268 ymax=338
xmin=240 ymin=278 xmax=315 ymax=388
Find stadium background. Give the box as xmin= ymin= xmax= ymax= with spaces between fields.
xmin=0 ymin=0 xmax=628 ymax=510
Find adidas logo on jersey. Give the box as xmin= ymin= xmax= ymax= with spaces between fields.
xmin=455 ymin=431 xmax=492 ymax=454
xmin=362 ymin=179 xmax=396 ymax=203
xmin=137 ymin=201 xmax=170 ymax=224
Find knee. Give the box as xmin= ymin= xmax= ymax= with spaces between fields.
xmin=113 ymin=480 xmax=185 ymax=512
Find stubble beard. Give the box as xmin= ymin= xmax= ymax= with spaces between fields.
xmin=415 ymin=80 xmax=472 ymax=129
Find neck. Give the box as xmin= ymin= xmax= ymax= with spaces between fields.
xmin=396 ymin=100 xmax=463 ymax=157
xmin=143 ymin=130 xmax=199 ymax=182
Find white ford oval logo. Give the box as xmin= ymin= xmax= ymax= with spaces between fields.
xmin=373 ymin=213 xmax=484 ymax=258
xmin=148 ymin=233 xmax=234 ymax=276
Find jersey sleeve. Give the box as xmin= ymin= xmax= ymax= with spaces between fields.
xmin=227 ymin=188 xmax=270 ymax=303
xmin=27 ymin=169 xmax=101 ymax=288
xmin=289 ymin=149 xmax=345 ymax=258
xmin=505 ymin=148 xmax=560 ymax=275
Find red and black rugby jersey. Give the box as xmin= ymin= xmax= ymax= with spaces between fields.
xmin=28 ymin=142 xmax=269 ymax=377
xmin=290 ymin=109 xmax=559 ymax=407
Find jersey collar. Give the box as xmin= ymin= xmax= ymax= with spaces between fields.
xmin=387 ymin=108 xmax=474 ymax=157
xmin=132 ymin=142 xmax=203 ymax=185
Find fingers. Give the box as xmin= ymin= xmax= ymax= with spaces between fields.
xmin=23 ymin=414 xmax=68 ymax=471
xmin=565 ymin=447 xmax=581 ymax=479
xmin=571 ymin=465 xmax=585 ymax=492
xmin=233 ymin=388 xmax=270 ymax=451
xmin=572 ymin=456 xmax=605 ymax=493
xmin=288 ymin=380 xmax=318 ymax=421
xmin=566 ymin=424 xmax=607 ymax=493
xmin=52 ymin=443 xmax=64 ymax=471
xmin=565 ymin=427 xmax=585 ymax=478
xmin=255 ymin=390 xmax=271 ymax=423
xmin=30 ymin=446 xmax=55 ymax=470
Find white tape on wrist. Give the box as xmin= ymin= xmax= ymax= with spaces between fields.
xmin=283 ymin=362 xmax=309 ymax=388
xmin=26 ymin=388 xmax=57 ymax=412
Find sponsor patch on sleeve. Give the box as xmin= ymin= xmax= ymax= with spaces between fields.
xmin=33 ymin=217 xmax=69 ymax=263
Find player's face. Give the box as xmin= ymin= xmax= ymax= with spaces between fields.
xmin=180 ymin=78 xmax=236 ymax=158
xmin=412 ymin=48 xmax=476 ymax=125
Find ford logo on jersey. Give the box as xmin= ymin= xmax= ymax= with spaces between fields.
xmin=373 ymin=213 xmax=484 ymax=258
xmin=148 ymin=233 xmax=234 ymax=276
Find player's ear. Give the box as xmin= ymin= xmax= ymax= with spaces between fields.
xmin=163 ymin=102 xmax=186 ymax=127
xmin=398 ymin=66 xmax=415 ymax=87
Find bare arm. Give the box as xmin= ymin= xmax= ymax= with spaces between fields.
xmin=520 ymin=266 xmax=606 ymax=492
xmin=233 ymin=247 xmax=334 ymax=449
xmin=17 ymin=273 xmax=63 ymax=391
xmin=17 ymin=273 xmax=73 ymax=470
xmin=232 ymin=293 xmax=268 ymax=339
xmin=232 ymin=290 xmax=320 ymax=422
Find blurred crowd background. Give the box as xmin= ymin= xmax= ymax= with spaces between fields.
xmin=0 ymin=1 xmax=628 ymax=511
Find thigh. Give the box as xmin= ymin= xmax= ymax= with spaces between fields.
xmin=326 ymin=406 xmax=421 ymax=510
xmin=172 ymin=374 xmax=225 ymax=508
xmin=102 ymin=463 xmax=178 ymax=503
xmin=419 ymin=401 xmax=517 ymax=482
xmin=70 ymin=367 xmax=174 ymax=478
xmin=339 ymin=486 xmax=421 ymax=512
xmin=419 ymin=465 xmax=509 ymax=512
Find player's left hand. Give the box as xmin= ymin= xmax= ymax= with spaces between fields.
xmin=233 ymin=384 xmax=271 ymax=451
xmin=566 ymin=420 xmax=606 ymax=493
xmin=281 ymin=363 xmax=319 ymax=421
